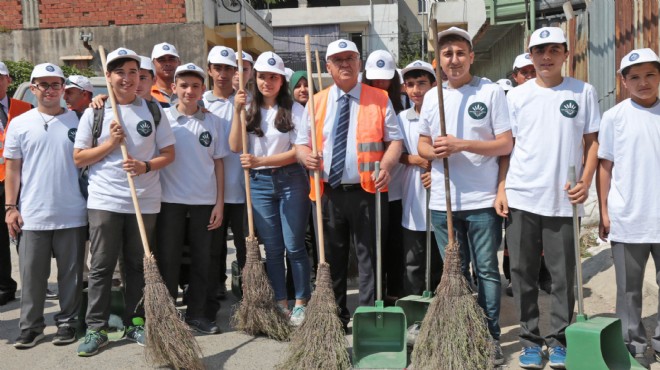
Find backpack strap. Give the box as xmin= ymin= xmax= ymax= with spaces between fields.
xmin=91 ymin=107 xmax=104 ymax=147
xmin=145 ymin=99 xmax=161 ymax=127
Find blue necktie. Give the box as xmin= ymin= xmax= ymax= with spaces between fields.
xmin=328 ymin=95 xmax=351 ymax=188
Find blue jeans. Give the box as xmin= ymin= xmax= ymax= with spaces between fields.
xmin=431 ymin=208 xmax=502 ymax=339
xmin=250 ymin=163 xmax=311 ymax=301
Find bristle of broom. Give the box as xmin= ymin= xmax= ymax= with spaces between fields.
xmin=410 ymin=241 xmax=493 ymax=370
xmin=276 ymin=263 xmax=350 ymax=370
xmin=231 ymin=236 xmax=291 ymax=341
xmin=143 ymin=255 xmax=205 ymax=370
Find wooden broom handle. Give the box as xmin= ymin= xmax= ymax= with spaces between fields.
xmin=236 ymin=22 xmax=256 ymax=237
xmin=431 ymin=20 xmax=455 ymax=243
xmin=305 ymin=35 xmax=326 ymax=264
xmin=98 ymin=46 xmax=153 ymax=257
xmin=314 ymin=49 xmax=324 ymax=91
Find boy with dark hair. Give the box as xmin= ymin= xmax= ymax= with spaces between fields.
xmin=511 ymin=53 xmax=536 ymax=86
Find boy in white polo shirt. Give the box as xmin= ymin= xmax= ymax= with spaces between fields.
xmin=73 ymin=48 xmax=176 ymax=357
xmin=157 ymin=63 xmax=229 ymax=334
xmin=5 ymin=63 xmax=87 ymax=349
xmin=496 ymin=27 xmax=600 ymax=369
xmin=598 ymin=48 xmax=660 ymax=369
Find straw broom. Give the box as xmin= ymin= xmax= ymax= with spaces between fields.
xmin=409 ymin=20 xmax=492 ymax=369
xmin=276 ymin=34 xmax=351 ymax=370
xmin=230 ymin=23 xmax=291 ymax=342
xmin=98 ymin=46 xmax=204 ymax=370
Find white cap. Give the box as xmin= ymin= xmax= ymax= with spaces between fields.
xmin=208 ymin=46 xmax=237 ymax=67
xmin=513 ymin=53 xmax=533 ymax=69
xmin=365 ymin=50 xmax=396 ymax=80
xmin=30 ymin=63 xmax=65 ymax=81
xmin=237 ymin=51 xmax=254 ymax=64
xmin=0 ymin=62 xmax=8 ymax=76
xmin=326 ymin=39 xmax=360 ymax=61
xmin=528 ymin=27 xmax=567 ymax=50
xmin=496 ymin=78 xmax=513 ymax=91
xmin=139 ymin=56 xmax=154 ymax=72
xmin=401 ymin=60 xmax=436 ymax=79
xmin=253 ymin=52 xmax=286 ymax=75
xmin=151 ymin=42 xmax=180 ymax=59
xmin=437 ymin=26 xmax=472 ymax=47
xmin=65 ymin=75 xmax=93 ymax=92
xmin=619 ymin=48 xmax=660 ymax=73
xmin=285 ymin=67 xmax=294 ymax=82
xmin=106 ymin=47 xmax=141 ymax=67
xmin=175 ymin=63 xmax=206 ymax=81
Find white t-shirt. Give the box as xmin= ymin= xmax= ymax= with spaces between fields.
xmin=598 ymin=99 xmax=660 ymax=243
xmin=248 ymin=102 xmax=304 ymax=169
xmin=74 ymin=98 xmax=176 ymax=214
xmin=506 ymin=77 xmax=601 ymax=217
xmin=295 ymin=83 xmax=403 ymax=184
xmin=162 ymin=106 xmax=230 ymax=205
xmin=203 ymin=90 xmax=245 ymax=204
xmin=399 ymin=107 xmax=428 ymax=231
xmin=419 ymin=76 xmax=511 ymax=212
xmin=4 ymin=109 xmax=87 ymax=230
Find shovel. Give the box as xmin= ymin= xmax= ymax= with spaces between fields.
xmin=565 ymin=165 xmax=645 ymax=370
xmin=353 ymin=162 xmax=408 ymax=369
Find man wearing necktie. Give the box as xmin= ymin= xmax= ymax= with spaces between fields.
xmin=0 ymin=62 xmax=32 ymax=306
xmin=295 ymin=39 xmax=403 ymax=330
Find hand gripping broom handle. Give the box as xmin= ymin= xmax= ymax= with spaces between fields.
xmin=304 ymin=34 xmax=327 ymax=264
xmin=236 ymin=23 xmax=256 ymax=237
xmin=98 ymin=46 xmax=153 ymax=257
xmin=315 ymin=49 xmax=324 ymax=91
xmin=430 ymin=20 xmax=455 ymax=244
xmin=568 ymin=165 xmax=584 ymax=316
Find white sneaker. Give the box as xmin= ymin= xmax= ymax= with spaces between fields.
xmin=289 ymin=305 xmax=306 ymax=326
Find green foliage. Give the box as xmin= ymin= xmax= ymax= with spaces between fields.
xmin=399 ymin=21 xmax=424 ymax=67
xmin=3 ymin=60 xmax=96 ymax=98
xmin=60 ymin=65 xmax=96 ymax=79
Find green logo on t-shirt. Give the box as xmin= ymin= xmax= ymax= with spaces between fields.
xmin=136 ymin=120 xmax=153 ymax=137
xmin=468 ymin=102 xmax=488 ymax=120
xmin=199 ymin=131 xmax=212 ymax=147
xmin=560 ymin=100 xmax=579 ymax=118
xmin=67 ymin=128 xmax=77 ymax=143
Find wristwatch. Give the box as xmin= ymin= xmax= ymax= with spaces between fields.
xmin=144 ymin=161 xmax=151 ymax=173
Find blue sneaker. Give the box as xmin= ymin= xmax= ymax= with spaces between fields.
xmin=548 ymin=346 xmax=566 ymax=369
xmin=519 ymin=346 xmax=543 ymax=369
xmin=77 ymin=329 xmax=108 ymax=357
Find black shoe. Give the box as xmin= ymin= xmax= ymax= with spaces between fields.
xmin=217 ymin=284 xmax=227 ymax=300
xmin=493 ymin=340 xmax=505 ymax=366
xmin=505 ymin=282 xmax=513 ymax=297
xmin=539 ymin=279 xmax=552 ymax=294
xmin=52 ymin=325 xmax=76 ymax=345
xmin=0 ymin=292 xmax=16 ymax=306
xmin=186 ymin=318 xmax=220 ymax=335
xmin=46 ymin=288 xmax=58 ymax=300
xmin=14 ymin=330 xmax=44 ymax=349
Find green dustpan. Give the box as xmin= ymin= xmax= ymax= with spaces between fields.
xmin=353 ymin=162 xmax=407 ymax=369
xmin=564 ymin=166 xmax=645 ymax=370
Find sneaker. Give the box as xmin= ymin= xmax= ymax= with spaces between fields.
xmin=46 ymin=288 xmax=58 ymax=300
xmin=186 ymin=317 xmax=220 ymax=335
xmin=634 ymin=352 xmax=651 ymax=369
xmin=493 ymin=340 xmax=505 ymax=366
xmin=505 ymin=282 xmax=513 ymax=297
xmin=654 ymin=350 xmax=660 ymax=363
xmin=277 ymin=303 xmax=290 ymax=317
xmin=77 ymin=329 xmax=108 ymax=356
xmin=14 ymin=329 xmax=44 ymax=349
xmin=548 ymin=346 xmax=567 ymax=369
xmin=519 ymin=346 xmax=543 ymax=369
xmin=406 ymin=322 xmax=421 ymax=348
xmin=125 ymin=317 xmax=146 ymax=346
xmin=289 ymin=305 xmax=306 ymax=327
xmin=52 ymin=324 xmax=76 ymax=345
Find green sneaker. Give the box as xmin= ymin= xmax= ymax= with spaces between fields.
xmin=77 ymin=329 xmax=108 ymax=357
xmin=125 ymin=317 xmax=145 ymax=346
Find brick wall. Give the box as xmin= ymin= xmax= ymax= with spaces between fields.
xmin=0 ymin=1 xmax=24 ymax=30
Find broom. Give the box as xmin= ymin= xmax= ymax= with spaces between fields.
xmin=314 ymin=49 xmax=324 ymax=91
xmin=409 ymin=20 xmax=492 ymax=369
xmin=230 ymin=23 xmax=291 ymax=342
xmin=98 ymin=46 xmax=204 ymax=370
xmin=276 ymin=34 xmax=351 ymax=370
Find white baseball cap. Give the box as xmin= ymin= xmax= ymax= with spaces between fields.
xmin=237 ymin=51 xmax=254 ymax=64
xmin=65 ymin=75 xmax=93 ymax=92
xmin=528 ymin=27 xmax=567 ymax=50
xmin=437 ymin=26 xmax=472 ymax=47
xmin=31 ymin=63 xmax=65 ymax=81
xmin=106 ymin=47 xmax=141 ymax=67
xmin=365 ymin=50 xmax=396 ymax=80
xmin=175 ymin=63 xmax=206 ymax=81
xmin=0 ymin=62 xmax=8 ymax=76
xmin=208 ymin=46 xmax=237 ymax=67
xmin=253 ymin=52 xmax=286 ymax=75
xmin=513 ymin=53 xmax=533 ymax=69
xmin=285 ymin=67 xmax=294 ymax=82
xmin=619 ymin=48 xmax=660 ymax=73
xmin=496 ymin=78 xmax=513 ymax=91
xmin=152 ymin=42 xmax=180 ymax=59
xmin=326 ymin=39 xmax=360 ymax=61
xmin=139 ymin=56 xmax=154 ymax=73
xmin=401 ymin=60 xmax=436 ymax=79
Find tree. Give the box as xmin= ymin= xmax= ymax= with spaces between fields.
xmin=3 ymin=60 xmax=95 ymax=98
xmin=399 ymin=20 xmax=425 ymax=67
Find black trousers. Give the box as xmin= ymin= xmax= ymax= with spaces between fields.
xmin=401 ymin=227 xmax=443 ymax=296
xmin=219 ymin=203 xmax=247 ymax=282
xmin=0 ymin=185 xmax=17 ymax=298
xmin=383 ymin=199 xmax=404 ymax=298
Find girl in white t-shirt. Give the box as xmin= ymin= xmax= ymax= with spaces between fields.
xmin=229 ymin=52 xmax=311 ymax=326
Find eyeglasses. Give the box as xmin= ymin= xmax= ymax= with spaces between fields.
xmin=64 ymin=78 xmax=83 ymax=90
xmin=329 ymin=56 xmax=358 ymax=65
xmin=32 ymin=82 xmax=63 ymax=91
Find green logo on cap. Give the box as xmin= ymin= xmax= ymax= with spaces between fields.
xmin=136 ymin=120 xmax=153 ymax=137
xmin=560 ymin=100 xmax=579 ymax=118
xmin=468 ymin=102 xmax=488 ymax=120
xmin=199 ymin=131 xmax=212 ymax=147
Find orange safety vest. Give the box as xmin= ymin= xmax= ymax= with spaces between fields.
xmin=309 ymin=84 xmax=388 ymax=201
xmin=0 ymin=99 xmax=31 ymax=181
xmin=150 ymin=84 xmax=171 ymax=104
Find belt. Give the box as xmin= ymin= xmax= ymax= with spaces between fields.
xmin=324 ymin=183 xmax=362 ymax=191
xmin=249 ymin=163 xmax=301 ymax=175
